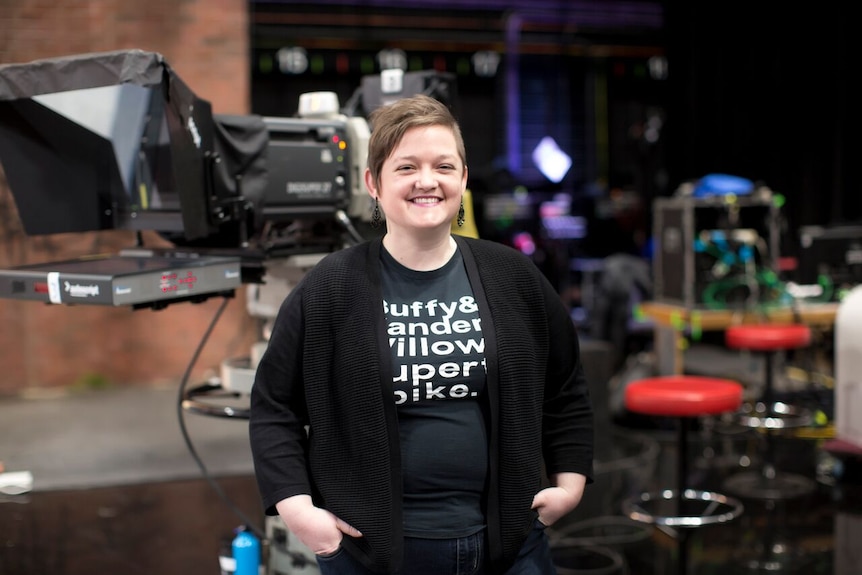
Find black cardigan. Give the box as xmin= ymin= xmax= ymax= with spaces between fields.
xmin=249 ymin=235 xmax=594 ymax=573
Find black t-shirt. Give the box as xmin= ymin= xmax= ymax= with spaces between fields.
xmin=381 ymin=246 xmax=488 ymax=538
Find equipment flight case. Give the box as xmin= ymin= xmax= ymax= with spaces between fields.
xmin=652 ymin=188 xmax=780 ymax=310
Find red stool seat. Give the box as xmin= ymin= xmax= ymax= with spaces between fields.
xmin=626 ymin=376 xmax=743 ymax=418
xmin=725 ymin=324 xmax=811 ymax=352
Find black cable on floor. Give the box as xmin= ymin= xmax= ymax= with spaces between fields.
xmin=175 ymin=295 xmax=312 ymax=568
xmin=175 ymin=296 xmax=262 ymax=535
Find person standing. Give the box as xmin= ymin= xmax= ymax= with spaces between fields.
xmin=249 ymin=94 xmax=594 ymax=575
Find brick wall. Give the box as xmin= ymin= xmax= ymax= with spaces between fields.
xmin=0 ymin=0 xmax=258 ymax=395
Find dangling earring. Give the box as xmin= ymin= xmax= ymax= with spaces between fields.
xmin=371 ymin=198 xmax=382 ymax=228
xmin=457 ymin=198 xmax=465 ymax=227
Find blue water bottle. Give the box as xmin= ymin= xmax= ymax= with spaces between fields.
xmin=232 ymin=525 xmax=260 ymax=575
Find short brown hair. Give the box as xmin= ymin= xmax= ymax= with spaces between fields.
xmin=365 ymin=94 xmax=466 ymax=188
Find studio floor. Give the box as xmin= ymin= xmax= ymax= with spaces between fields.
xmin=2 ymin=383 xmax=862 ymax=575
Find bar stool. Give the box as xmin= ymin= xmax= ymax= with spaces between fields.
xmin=622 ymin=375 xmax=745 ymax=575
xmin=723 ymin=323 xmax=816 ymax=500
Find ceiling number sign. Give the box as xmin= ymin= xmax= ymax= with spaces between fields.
xmin=472 ymin=51 xmax=500 ymax=78
xmin=277 ymin=47 xmax=309 ymax=75
xmin=377 ymin=48 xmax=408 ymax=72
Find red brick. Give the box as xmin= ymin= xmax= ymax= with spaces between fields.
xmin=0 ymin=0 xmax=255 ymax=395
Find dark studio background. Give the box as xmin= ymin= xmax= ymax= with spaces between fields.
xmin=663 ymin=4 xmax=853 ymax=258
xmin=249 ymin=1 xmax=852 ymax=266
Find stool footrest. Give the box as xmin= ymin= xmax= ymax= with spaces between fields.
xmin=623 ymin=489 xmax=744 ymax=528
xmin=723 ymin=470 xmax=816 ymax=500
xmin=736 ymin=401 xmax=813 ymax=429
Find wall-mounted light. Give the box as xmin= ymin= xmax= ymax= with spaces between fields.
xmin=532 ymin=136 xmax=571 ymax=183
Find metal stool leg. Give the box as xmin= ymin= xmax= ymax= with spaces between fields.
xmin=725 ymin=351 xmax=816 ymax=500
xmin=677 ymin=419 xmax=688 ymax=575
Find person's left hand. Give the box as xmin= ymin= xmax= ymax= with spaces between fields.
xmin=530 ymin=472 xmax=586 ymax=526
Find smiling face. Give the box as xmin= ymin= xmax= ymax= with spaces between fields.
xmin=365 ymin=124 xmax=467 ymax=239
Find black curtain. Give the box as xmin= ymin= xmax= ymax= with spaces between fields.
xmin=662 ymin=3 xmax=852 ymax=253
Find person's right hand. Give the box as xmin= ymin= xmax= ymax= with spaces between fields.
xmin=276 ymin=495 xmax=363 ymax=556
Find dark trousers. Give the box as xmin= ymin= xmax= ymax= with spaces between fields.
xmin=316 ymin=521 xmax=556 ymax=575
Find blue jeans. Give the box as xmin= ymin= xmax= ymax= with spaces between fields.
xmin=316 ymin=521 xmax=557 ymax=575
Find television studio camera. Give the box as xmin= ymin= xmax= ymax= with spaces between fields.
xmin=0 ymin=49 xmax=457 ymax=306
xmin=0 ymin=46 xmax=460 ymax=390
xmin=0 ymin=49 xmax=459 ymax=573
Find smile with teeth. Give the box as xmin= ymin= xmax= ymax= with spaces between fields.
xmin=411 ymin=197 xmax=441 ymax=205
